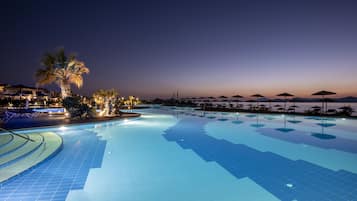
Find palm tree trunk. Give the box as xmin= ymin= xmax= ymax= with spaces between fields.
xmin=104 ymin=98 xmax=110 ymax=116
xmin=60 ymin=82 xmax=71 ymax=99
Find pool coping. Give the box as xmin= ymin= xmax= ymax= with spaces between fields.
xmin=0 ymin=112 xmax=141 ymax=132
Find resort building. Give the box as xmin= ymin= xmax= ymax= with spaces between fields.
xmin=0 ymin=84 xmax=60 ymax=108
xmin=0 ymin=84 xmax=49 ymax=100
xmin=0 ymin=83 xmax=5 ymax=93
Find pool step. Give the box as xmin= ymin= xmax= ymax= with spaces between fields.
xmin=0 ymin=132 xmax=63 ymax=183
xmin=0 ymin=134 xmax=44 ymax=167
xmin=0 ymin=134 xmax=28 ymax=156
xmin=0 ymin=134 xmax=14 ymax=148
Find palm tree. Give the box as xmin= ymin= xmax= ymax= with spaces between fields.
xmin=124 ymin=96 xmax=140 ymax=109
xmin=93 ymin=89 xmax=118 ymax=116
xmin=36 ymin=48 xmax=89 ymax=99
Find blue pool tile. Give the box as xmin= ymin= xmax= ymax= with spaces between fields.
xmin=258 ymin=127 xmax=357 ymax=153
xmin=0 ymin=129 xmax=106 ymax=201
xmin=163 ymin=117 xmax=357 ymax=201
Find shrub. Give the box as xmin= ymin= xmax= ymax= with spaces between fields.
xmin=113 ymin=97 xmax=123 ymax=116
xmin=339 ymin=106 xmax=354 ymax=116
xmin=62 ymin=96 xmax=96 ymax=119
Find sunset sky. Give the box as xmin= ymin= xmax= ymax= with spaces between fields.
xmin=1 ymin=0 xmax=357 ymax=98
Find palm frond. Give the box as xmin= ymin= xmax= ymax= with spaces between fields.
xmin=37 ymin=48 xmax=90 ymax=95
xmin=68 ymin=53 xmax=77 ymax=61
xmin=69 ymin=74 xmax=84 ymax=88
xmin=35 ymin=67 xmax=56 ymax=86
xmin=41 ymin=53 xmax=56 ymax=67
xmin=56 ymin=48 xmax=67 ymax=68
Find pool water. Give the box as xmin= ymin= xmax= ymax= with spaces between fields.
xmin=1 ymin=107 xmax=357 ymax=201
xmin=32 ymin=108 xmax=65 ymax=113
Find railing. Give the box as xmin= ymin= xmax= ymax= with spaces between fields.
xmin=0 ymin=128 xmax=35 ymax=142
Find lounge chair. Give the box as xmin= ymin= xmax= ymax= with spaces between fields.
xmin=326 ymin=109 xmax=337 ymax=115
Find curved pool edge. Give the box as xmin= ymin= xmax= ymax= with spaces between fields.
xmin=0 ymin=112 xmax=142 ymax=134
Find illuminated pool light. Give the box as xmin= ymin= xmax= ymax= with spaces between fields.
xmin=59 ymin=126 xmax=67 ymax=130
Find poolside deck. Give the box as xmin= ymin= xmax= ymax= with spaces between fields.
xmin=196 ymin=107 xmax=357 ymax=119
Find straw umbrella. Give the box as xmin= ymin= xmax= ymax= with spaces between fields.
xmin=232 ymin=94 xmax=243 ymax=98
xmin=251 ymin=94 xmax=264 ymax=110
xmin=277 ymin=92 xmax=294 ymax=112
xmin=251 ymin=94 xmax=264 ymax=98
xmin=312 ymin=90 xmax=336 ymax=114
xmin=232 ymin=95 xmax=243 ymax=108
xmin=218 ymin=96 xmax=228 ymax=102
xmin=218 ymin=96 xmax=228 ymax=107
xmin=232 ymin=94 xmax=243 ymax=103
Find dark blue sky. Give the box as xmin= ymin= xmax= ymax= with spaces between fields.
xmin=1 ymin=0 xmax=357 ymax=98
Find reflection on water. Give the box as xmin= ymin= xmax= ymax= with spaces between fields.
xmin=250 ymin=114 xmax=265 ymax=128
xmin=246 ymin=114 xmax=257 ymax=118
xmin=287 ymin=120 xmax=302 ymax=124
xmin=232 ymin=120 xmax=244 ymax=124
xmin=311 ymin=119 xmax=337 ymax=140
xmin=164 ymin=117 xmax=357 ymax=201
xmin=311 ymin=133 xmax=336 ymax=140
xmin=275 ymin=115 xmax=295 ymax=133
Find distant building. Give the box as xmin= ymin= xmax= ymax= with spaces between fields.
xmin=0 ymin=84 xmax=59 ymax=102
xmin=0 ymin=84 xmax=5 ymax=93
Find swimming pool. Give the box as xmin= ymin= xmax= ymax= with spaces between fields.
xmin=1 ymin=107 xmax=357 ymax=201
xmin=32 ymin=108 xmax=65 ymax=113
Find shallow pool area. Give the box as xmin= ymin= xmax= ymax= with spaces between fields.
xmin=1 ymin=107 xmax=357 ymax=201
